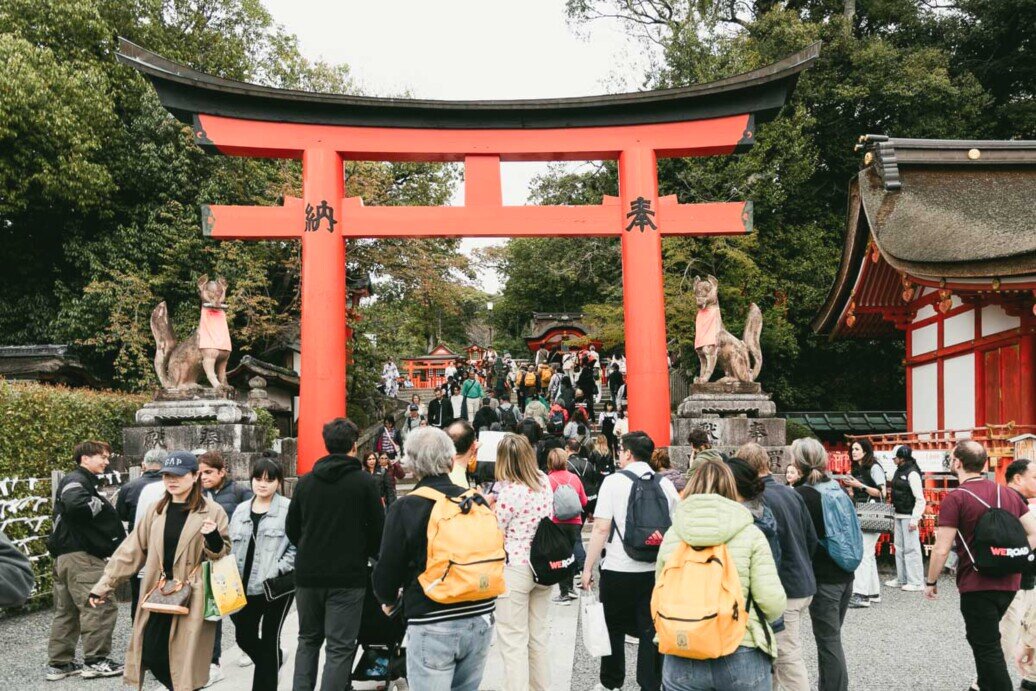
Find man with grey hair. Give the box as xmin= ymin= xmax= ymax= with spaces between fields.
xmin=374 ymin=426 xmax=497 ymax=689
xmin=115 ymin=448 xmax=168 ymax=623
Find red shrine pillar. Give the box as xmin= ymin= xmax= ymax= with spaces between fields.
xmin=619 ymin=147 xmax=671 ymax=446
xmin=297 ymin=148 xmax=346 ymax=474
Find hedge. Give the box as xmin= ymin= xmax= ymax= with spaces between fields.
xmin=0 ymin=381 xmax=147 ymax=612
xmin=0 ymin=380 xmax=147 ymax=477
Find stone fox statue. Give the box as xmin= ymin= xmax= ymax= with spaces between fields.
xmin=151 ymin=275 xmax=231 ymax=389
xmin=693 ymin=275 xmax=763 ymax=384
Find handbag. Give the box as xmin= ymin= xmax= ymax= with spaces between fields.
xmin=263 ymin=570 xmax=295 ymax=602
xmin=856 ymin=501 xmax=895 ymax=533
xmin=141 ymin=565 xmax=199 ymax=616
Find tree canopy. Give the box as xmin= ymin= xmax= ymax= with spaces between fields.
xmin=4 ymin=0 xmax=1032 ymax=419
xmin=0 ymin=0 xmax=482 ymax=419
xmin=491 ymin=0 xmax=1031 ymax=411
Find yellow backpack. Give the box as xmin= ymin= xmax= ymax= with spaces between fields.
xmin=651 ymin=541 xmax=747 ymax=659
xmin=410 ymin=487 xmax=506 ymax=604
xmin=524 ymin=372 xmax=537 ymax=387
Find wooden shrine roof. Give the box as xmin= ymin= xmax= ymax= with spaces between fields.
xmin=813 ymin=136 xmax=1036 ymax=338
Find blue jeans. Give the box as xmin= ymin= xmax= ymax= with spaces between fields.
xmin=662 ymin=646 xmax=772 ymax=691
xmin=406 ymin=615 xmax=493 ymax=691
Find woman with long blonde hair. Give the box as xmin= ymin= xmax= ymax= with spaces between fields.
xmin=492 ymin=434 xmax=553 ymax=691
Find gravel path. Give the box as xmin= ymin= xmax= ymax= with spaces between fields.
xmin=568 ymin=568 xmax=1014 ymax=691
xmin=0 ymin=567 xmax=1021 ymax=690
xmin=0 ymin=603 xmax=238 ymax=690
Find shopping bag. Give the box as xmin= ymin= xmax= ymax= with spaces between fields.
xmin=202 ymin=562 xmax=221 ymax=621
xmin=581 ymin=590 xmax=612 ymax=658
xmin=208 ymin=554 xmax=247 ymax=618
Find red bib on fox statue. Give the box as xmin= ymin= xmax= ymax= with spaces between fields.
xmin=694 ymin=306 xmax=720 ymax=349
xmin=198 ymin=307 xmax=231 ymax=351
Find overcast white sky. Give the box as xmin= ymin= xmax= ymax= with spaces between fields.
xmin=261 ymin=0 xmax=654 ymax=292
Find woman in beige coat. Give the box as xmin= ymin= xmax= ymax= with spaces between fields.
xmin=89 ymin=451 xmax=230 ymax=690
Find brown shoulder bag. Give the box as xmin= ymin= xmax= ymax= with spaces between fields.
xmin=141 ymin=565 xmax=200 ymax=616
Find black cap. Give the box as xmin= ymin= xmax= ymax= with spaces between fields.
xmin=895 ymin=445 xmax=914 ymax=462
xmin=161 ymin=450 xmax=199 ymax=476
xmin=408 ymin=404 xmax=419 ymax=411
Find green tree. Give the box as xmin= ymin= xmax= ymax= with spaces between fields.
xmin=498 ymin=0 xmax=1012 ymax=411
xmin=0 ymin=0 xmax=467 ymax=411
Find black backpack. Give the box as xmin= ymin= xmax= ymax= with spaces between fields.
xmin=958 ymin=486 xmax=1034 ymax=576
xmin=567 ymin=455 xmax=590 ymax=479
xmin=611 ymin=470 xmax=672 ymax=562
xmin=498 ymin=405 xmax=519 ymax=432
xmin=547 ymin=412 xmax=565 ymax=435
xmin=529 ymin=517 xmax=575 ymax=585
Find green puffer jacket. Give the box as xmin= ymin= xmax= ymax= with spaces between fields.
xmin=655 ymin=493 xmax=787 ymax=657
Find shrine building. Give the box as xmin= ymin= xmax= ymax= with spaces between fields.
xmin=524 ymin=312 xmax=602 ymax=358
xmin=814 ymin=136 xmax=1036 ymax=479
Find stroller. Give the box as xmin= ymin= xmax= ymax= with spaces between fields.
xmin=354 ymin=565 xmax=407 ymax=690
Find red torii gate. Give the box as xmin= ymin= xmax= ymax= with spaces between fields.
xmin=119 ymin=39 xmax=818 ymax=473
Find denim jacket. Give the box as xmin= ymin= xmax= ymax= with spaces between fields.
xmin=229 ymin=494 xmax=296 ymax=596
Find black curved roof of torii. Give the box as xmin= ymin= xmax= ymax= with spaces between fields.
xmin=116 ymin=38 xmax=820 ymax=130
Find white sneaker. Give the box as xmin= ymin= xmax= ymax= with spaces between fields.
xmin=237 ymin=653 xmax=253 ymax=667
xmin=202 ymin=664 xmax=224 ymax=688
xmin=594 ymin=684 xmax=620 ymax=691
xmin=883 ymin=579 xmax=904 ymax=589
xmin=901 ymin=584 xmax=924 ymax=592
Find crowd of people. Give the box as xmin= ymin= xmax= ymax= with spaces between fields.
xmin=378 ymin=346 xmax=628 ymax=428
xmin=1 ymin=383 xmax=1034 ymax=690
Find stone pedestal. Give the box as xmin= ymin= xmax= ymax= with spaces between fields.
xmin=677 ymin=392 xmax=776 ymax=418
xmin=123 ymin=388 xmax=267 ymax=482
xmin=672 ymin=382 xmax=790 ymax=475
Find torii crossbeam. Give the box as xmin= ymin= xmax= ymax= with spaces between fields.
xmin=118 ymin=39 xmax=819 ymax=473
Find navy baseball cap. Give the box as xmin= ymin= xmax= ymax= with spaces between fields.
xmin=161 ymin=450 xmax=199 ymax=476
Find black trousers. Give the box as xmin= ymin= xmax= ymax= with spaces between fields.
xmin=960 ymin=590 xmax=1016 ymax=691
xmin=230 ymin=593 xmax=295 ymax=691
xmin=557 ymin=523 xmax=583 ymax=597
xmin=599 ymin=569 xmax=661 ymax=691
xmin=141 ymin=613 xmax=175 ymax=689
xmin=130 ymin=577 xmax=141 ymax=623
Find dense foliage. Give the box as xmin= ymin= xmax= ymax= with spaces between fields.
xmin=0 ymin=381 xmax=145 ymax=476
xmin=4 ymin=0 xmax=1033 ymax=418
xmin=491 ymin=0 xmax=1032 ymax=411
xmin=0 ymin=0 xmax=479 ymax=418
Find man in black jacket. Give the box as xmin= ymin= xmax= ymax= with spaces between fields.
xmin=373 ymin=426 xmax=496 ymax=688
xmin=427 ymin=387 xmax=453 ymax=428
xmin=472 ymin=397 xmax=499 ymax=437
xmin=287 ymin=418 xmax=385 ymax=691
xmin=114 ymin=447 xmax=166 ymax=622
xmin=45 ymin=441 xmax=127 ymax=682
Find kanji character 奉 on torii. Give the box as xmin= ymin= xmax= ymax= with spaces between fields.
xmin=117 ymin=38 xmax=819 ymax=474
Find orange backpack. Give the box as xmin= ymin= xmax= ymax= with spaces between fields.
xmin=651 ymin=541 xmax=747 ymax=659
xmin=409 ymin=487 xmax=506 ymax=604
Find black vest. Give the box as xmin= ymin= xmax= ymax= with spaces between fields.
xmin=892 ymin=461 xmax=921 ymax=514
xmin=851 ymin=462 xmax=884 ymax=503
